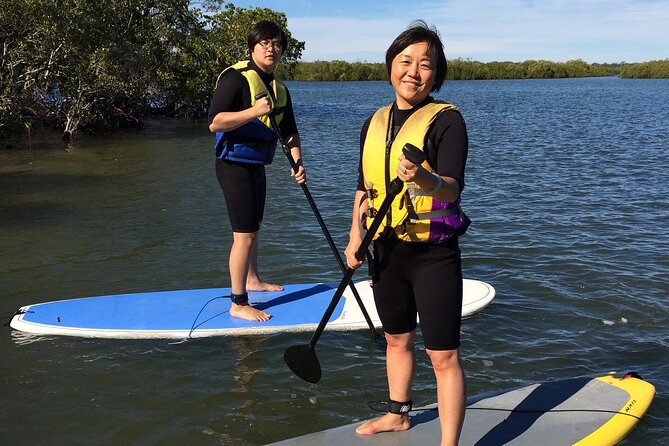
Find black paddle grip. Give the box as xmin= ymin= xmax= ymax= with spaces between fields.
xmin=402 ymin=143 xmax=426 ymax=165
xmin=255 ymin=92 xmax=268 ymax=100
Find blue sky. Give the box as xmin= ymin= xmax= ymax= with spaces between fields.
xmin=228 ymin=0 xmax=668 ymax=63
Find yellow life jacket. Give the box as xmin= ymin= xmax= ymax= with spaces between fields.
xmin=362 ymin=101 xmax=469 ymax=243
xmin=213 ymin=60 xmax=287 ymax=164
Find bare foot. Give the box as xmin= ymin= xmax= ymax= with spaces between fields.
xmin=355 ymin=413 xmax=410 ymax=435
xmin=246 ymin=280 xmax=283 ymax=292
xmin=230 ymin=303 xmax=271 ymax=322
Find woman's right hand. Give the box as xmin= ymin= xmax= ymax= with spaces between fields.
xmin=345 ymin=190 xmax=367 ymax=270
xmin=345 ymin=237 xmax=365 ymax=270
xmin=252 ymin=95 xmax=272 ymax=117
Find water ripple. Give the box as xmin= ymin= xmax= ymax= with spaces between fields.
xmin=1 ymin=78 xmax=668 ymax=445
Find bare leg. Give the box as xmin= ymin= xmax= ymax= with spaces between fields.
xmin=356 ymin=331 xmax=415 ymax=435
xmin=228 ymin=231 xmax=271 ymax=322
xmin=426 ymin=348 xmax=466 ymax=446
xmin=245 ymin=233 xmax=283 ymax=292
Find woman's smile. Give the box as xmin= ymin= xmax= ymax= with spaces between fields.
xmin=391 ymin=41 xmax=435 ymax=109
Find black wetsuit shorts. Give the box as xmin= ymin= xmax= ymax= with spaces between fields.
xmin=372 ymin=234 xmax=463 ymax=351
xmin=215 ymin=158 xmax=266 ymax=233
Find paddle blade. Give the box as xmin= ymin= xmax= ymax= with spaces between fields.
xmin=284 ymin=344 xmax=321 ymax=383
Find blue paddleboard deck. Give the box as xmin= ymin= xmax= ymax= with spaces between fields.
xmin=9 ymin=279 xmax=495 ymax=339
xmin=265 ymin=373 xmax=655 ymax=446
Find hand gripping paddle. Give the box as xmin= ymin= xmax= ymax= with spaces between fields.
xmin=256 ymin=91 xmax=383 ymax=342
xmin=284 ymin=142 xmax=427 ymax=383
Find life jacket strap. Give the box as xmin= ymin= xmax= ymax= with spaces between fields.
xmin=410 ymin=207 xmax=462 ymax=223
xmin=271 ymin=106 xmax=286 ymax=117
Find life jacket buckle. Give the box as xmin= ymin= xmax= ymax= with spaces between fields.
xmin=364 ymin=182 xmax=379 ymax=219
xmin=403 ymin=190 xmax=420 ymax=223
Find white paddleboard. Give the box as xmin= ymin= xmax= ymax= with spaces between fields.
xmin=265 ymin=373 xmax=655 ymax=446
xmin=9 ymin=279 xmax=494 ymax=339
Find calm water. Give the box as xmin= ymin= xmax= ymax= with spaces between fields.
xmin=1 ymin=78 xmax=668 ymax=445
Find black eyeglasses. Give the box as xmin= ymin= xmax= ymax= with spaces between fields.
xmin=257 ymin=40 xmax=282 ymax=51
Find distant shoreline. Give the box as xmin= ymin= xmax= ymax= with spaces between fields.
xmin=276 ymin=59 xmax=669 ymax=81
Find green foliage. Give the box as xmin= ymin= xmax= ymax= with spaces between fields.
xmin=0 ymin=0 xmax=304 ymax=138
xmin=281 ymin=59 xmax=622 ymax=82
xmin=203 ymin=4 xmax=303 ymax=72
xmin=156 ymin=2 xmax=303 ymax=119
xmin=2 ymin=0 xmax=201 ymax=136
xmin=285 ymin=61 xmax=387 ymax=81
xmin=445 ymin=59 xmax=617 ymax=80
xmin=619 ymin=60 xmax=669 ymax=78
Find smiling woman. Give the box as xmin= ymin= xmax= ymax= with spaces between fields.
xmin=344 ymin=20 xmax=471 ymax=446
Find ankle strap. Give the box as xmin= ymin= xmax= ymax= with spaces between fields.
xmin=230 ymin=292 xmax=249 ymax=305
xmin=388 ymin=399 xmax=412 ymax=414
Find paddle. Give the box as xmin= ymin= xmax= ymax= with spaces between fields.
xmin=283 ymin=142 xmax=427 ymax=383
xmin=257 ymin=92 xmax=383 ymax=342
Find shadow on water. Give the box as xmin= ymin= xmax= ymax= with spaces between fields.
xmin=0 ymin=202 xmax=74 ymax=227
xmin=0 ymin=171 xmax=108 ymax=227
xmin=0 ymin=171 xmax=105 ymax=193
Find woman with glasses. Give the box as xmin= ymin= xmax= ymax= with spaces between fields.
xmin=208 ymin=20 xmax=306 ymax=322
xmin=344 ymin=21 xmax=470 ymax=445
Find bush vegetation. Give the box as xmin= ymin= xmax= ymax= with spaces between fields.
xmin=618 ymin=60 xmax=669 ymax=78
xmin=284 ymin=59 xmax=669 ymax=81
xmin=1 ymin=0 xmax=303 ymax=139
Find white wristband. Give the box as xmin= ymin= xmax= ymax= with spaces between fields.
xmin=424 ymin=172 xmax=442 ymax=195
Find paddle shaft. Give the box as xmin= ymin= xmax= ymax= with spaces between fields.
xmin=283 ymin=142 xmax=425 ymax=382
xmin=305 ymin=175 xmax=405 ymax=347
xmin=259 ymin=92 xmax=382 ymax=339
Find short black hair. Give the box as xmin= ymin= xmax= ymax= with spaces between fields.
xmin=248 ymin=20 xmax=288 ymax=53
xmin=385 ymin=20 xmax=447 ymax=92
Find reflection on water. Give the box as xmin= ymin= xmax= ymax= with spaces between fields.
xmin=230 ymin=336 xmax=271 ymax=394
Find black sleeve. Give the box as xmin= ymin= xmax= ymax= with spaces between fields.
xmin=207 ymin=70 xmax=298 ymax=138
xmin=207 ymin=70 xmax=249 ymax=125
xmin=279 ymin=88 xmax=299 ymax=137
xmin=425 ymin=109 xmax=468 ymax=192
xmin=357 ymin=116 xmax=373 ymax=191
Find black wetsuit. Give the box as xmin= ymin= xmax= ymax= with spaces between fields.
xmin=207 ymin=60 xmax=298 ymax=232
